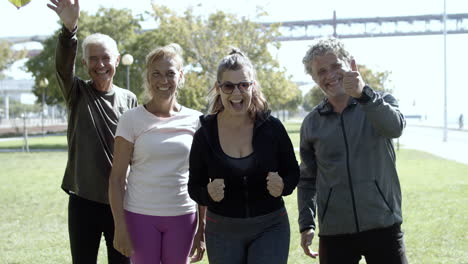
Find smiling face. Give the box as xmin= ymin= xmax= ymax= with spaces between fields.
xmin=217 ymin=69 xmax=254 ymax=117
xmin=310 ymin=52 xmax=351 ymax=98
xmin=148 ymin=57 xmax=183 ymax=100
xmin=83 ymin=43 xmax=120 ymax=90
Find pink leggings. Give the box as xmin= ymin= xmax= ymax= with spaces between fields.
xmin=124 ymin=210 xmax=197 ymax=264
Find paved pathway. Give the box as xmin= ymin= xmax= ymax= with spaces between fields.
xmin=398 ymin=125 xmax=468 ymax=165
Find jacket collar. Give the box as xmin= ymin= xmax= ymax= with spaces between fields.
xmin=317 ymin=97 xmax=358 ymax=115
xmin=199 ymin=110 xmax=271 ymax=130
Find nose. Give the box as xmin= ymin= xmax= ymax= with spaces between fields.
xmin=232 ymin=85 xmax=242 ymax=94
xmin=95 ymin=58 xmax=105 ymax=67
xmin=159 ymin=75 xmax=169 ymax=83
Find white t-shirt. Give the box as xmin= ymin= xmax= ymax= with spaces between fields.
xmin=116 ymin=105 xmax=202 ymax=216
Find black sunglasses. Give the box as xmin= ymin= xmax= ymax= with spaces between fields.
xmin=218 ymin=81 xmax=253 ymax=94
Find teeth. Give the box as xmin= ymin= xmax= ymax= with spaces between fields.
xmin=158 ymin=87 xmax=169 ymax=91
xmin=231 ymin=99 xmax=242 ymax=103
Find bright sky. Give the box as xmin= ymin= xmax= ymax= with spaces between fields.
xmin=1 ymin=0 xmax=468 ymax=123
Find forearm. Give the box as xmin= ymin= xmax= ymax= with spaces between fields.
xmin=360 ymin=92 xmax=405 ymax=138
xmin=197 ymin=205 xmax=207 ymax=232
xmin=109 ymin=173 xmax=128 ymax=228
xmin=297 ymin=185 xmax=317 ymax=233
xmin=56 ymin=25 xmax=78 ymax=105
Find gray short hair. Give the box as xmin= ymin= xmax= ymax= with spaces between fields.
xmin=81 ymin=33 xmax=119 ymax=61
xmin=302 ymin=37 xmax=352 ymax=76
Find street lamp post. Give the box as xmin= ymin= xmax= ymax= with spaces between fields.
xmin=121 ymin=54 xmax=134 ymax=91
xmin=39 ymin=78 xmax=49 ymax=136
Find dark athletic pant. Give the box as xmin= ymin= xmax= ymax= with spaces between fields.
xmin=319 ymin=224 xmax=408 ymax=264
xmin=68 ymin=194 xmax=130 ymax=264
xmin=205 ymin=207 xmax=290 ymax=264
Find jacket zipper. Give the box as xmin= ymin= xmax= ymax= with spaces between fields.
xmin=340 ymin=114 xmax=360 ymax=232
xmin=243 ymin=176 xmax=250 ymax=217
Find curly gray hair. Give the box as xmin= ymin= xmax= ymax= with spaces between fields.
xmin=302 ymin=37 xmax=352 ymax=76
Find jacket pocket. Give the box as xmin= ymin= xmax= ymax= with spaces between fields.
xmin=375 ymin=180 xmax=393 ymax=214
xmin=320 ymin=187 xmax=333 ymax=224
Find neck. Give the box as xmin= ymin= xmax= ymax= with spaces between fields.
xmin=328 ymin=94 xmax=351 ymax=114
xmin=92 ymin=80 xmax=113 ymax=92
xmin=218 ymin=111 xmax=253 ymax=128
xmin=147 ymin=96 xmax=180 ymax=117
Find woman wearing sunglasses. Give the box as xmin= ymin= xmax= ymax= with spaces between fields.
xmin=188 ymin=48 xmax=299 ymax=264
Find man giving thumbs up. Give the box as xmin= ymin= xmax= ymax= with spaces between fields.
xmin=297 ymin=37 xmax=408 ymax=264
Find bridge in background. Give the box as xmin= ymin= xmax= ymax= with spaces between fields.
xmin=262 ymin=12 xmax=468 ymax=41
xmin=1 ymin=12 xmax=467 ymax=44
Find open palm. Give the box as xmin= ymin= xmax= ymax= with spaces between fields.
xmin=47 ymin=0 xmax=80 ymax=31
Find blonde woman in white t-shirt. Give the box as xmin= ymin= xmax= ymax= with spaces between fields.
xmin=109 ymin=43 xmax=206 ymax=264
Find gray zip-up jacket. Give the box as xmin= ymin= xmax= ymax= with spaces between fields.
xmin=297 ymin=88 xmax=405 ymax=236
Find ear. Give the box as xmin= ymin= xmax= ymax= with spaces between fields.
xmin=179 ymin=69 xmax=184 ymax=79
xmin=82 ymin=58 xmax=87 ymax=67
xmin=350 ymin=59 xmax=358 ymax=72
xmin=115 ymin=55 xmax=121 ymax=67
xmin=214 ymin=81 xmax=221 ymax=94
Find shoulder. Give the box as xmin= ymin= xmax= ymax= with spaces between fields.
xmin=113 ymin=86 xmax=137 ymax=100
xmin=199 ymin=114 xmax=217 ymax=127
xmin=181 ymin=106 xmax=203 ymax=117
xmin=121 ymin=105 xmax=144 ymax=119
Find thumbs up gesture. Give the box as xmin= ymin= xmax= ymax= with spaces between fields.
xmin=343 ymin=59 xmax=366 ymax=99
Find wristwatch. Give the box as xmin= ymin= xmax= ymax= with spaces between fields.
xmin=356 ymin=85 xmax=374 ymax=104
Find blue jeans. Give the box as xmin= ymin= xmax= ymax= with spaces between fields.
xmin=205 ymin=207 xmax=290 ymax=264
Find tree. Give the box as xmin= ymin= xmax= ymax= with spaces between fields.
xmin=147 ymin=5 xmax=301 ymax=112
xmin=302 ymin=64 xmax=392 ymax=111
xmin=26 ymin=6 xmax=302 ymax=114
xmin=0 ymin=41 xmax=26 ymax=79
xmin=25 ymin=8 xmax=142 ymax=105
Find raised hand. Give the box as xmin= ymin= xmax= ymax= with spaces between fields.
xmin=342 ymin=59 xmax=365 ymax=99
xmin=47 ymin=0 xmax=80 ymax=31
xmin=300 ymin=229 xmax=319 ymax=258
xmin=207 ymin=179 xmax=225 ymax=202
xmin=266 ymin=172 xmax=284 ymax=197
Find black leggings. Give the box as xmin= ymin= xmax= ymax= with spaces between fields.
xmin=205 ymin=207 xmax=290 ymax=264
xmin=68 ymin=194 xmax=129 ymax=264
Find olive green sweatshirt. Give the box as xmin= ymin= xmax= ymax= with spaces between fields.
xmin=56 ymin=26 xmax=137 ymax=204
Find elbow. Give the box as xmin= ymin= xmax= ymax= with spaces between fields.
xmin=384 ymin=123 xmax=405 ymax=138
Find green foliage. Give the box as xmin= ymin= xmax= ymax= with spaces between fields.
xmin=302 ymin=64 xmax=392 ymax=111
xmin=26 ymin=5 xmax=301 ymax=113
xmin=146 ymin=5 xmax=299 ymax=112
xmin=0 ymin=41 xmax=26 ymax=79
xmin=302 ymin=86 xmax=324 ymax=112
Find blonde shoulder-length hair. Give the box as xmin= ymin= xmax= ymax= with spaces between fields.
xmin=143 ymin=43 xmax=185 ymax=100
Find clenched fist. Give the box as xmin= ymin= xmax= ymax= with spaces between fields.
xmin=207 ymin=179 xmax=225 ymax=202
xmin=342 ymin=59 xmax=365 ymax=99
xmin=266 ymin=172 xmax=283 ymax=197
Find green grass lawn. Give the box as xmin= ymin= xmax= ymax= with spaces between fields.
xmin=0 ymin=135 xmax=67 ymax=150
xmin=0 ymin=122 xmax=467 ymax=263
